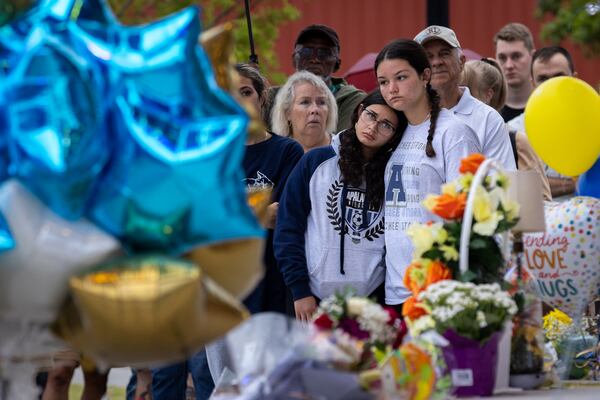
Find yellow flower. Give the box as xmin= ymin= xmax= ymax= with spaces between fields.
xmin=440 ymin=245 xmax=459 ymax=261
xmin=472 ymin=187 xmax=493 ymax=222
xmin=407 ymin=223 xmax=447 ymax=258
xmin=407 ymin=224 xmax=434 ymax=258
xmin=422 ymin=194 xmax=438 ymax=212
xmin=544 ymin=309 xmax=572 ymax=326
xmin=543 ymin=308 xmax=573 ymax=342
xmin=488 ymin=186 xmax=520 ymax=224
xmin=441 ymin=182 xmax=458 ymax=196
xmin=458 ymin=173 xmax=474 ymax=191
xmin=496 ymin=173 xmax=509 ymax=189
xmin=473 ymin=211 xmax=503 ymax=236
xmin=502 ymin=198 xmax=520 ymax=222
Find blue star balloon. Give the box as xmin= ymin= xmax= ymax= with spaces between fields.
xmin=80 ymin=2 xmax=262 ymax=253
xmin=0 ymin=0 xmax=112 ymax=219
xmin=0 ymin=0 xmax=262 ymax=253
xmin=0 ymin=211 xmax=14 ymax=253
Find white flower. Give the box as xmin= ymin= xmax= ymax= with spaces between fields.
xmin=477 ymin=311 xmax=487 ymax=328
xmin=347 ymin=297 xmax=369 ymax=317
xmin=409 ymin=315 xmax=436 ymax=336
xmin=356 ymin=302 xmax=395 ymax=343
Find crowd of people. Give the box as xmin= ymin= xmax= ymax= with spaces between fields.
xmin=40 ymin=21 xmax=580 ymax=400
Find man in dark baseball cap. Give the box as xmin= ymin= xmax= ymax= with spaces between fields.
xmin=265 ymin=24 xmax=363 ymax=132
xmin=292 ymin=24 xmax=342 ymax=87
xmin=295 ymin=24 xmax=340 ymax=52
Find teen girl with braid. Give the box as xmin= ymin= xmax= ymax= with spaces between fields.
xmin=374 ymin=39 xmax=481 ymax=308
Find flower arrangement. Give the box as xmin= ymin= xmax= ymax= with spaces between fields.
xmin=542 ymin=308 xmax=598 ymax=379
xmin=312 ymin=291 xmax=406 ymax=351
xmin=402 ymin=153 xmax=520 ymax=322
xmin=543 ymin=308 xmax=574 ymax=344
xmin=311 ymin=291 xmax=406 ymax=371
xmin=417 ymin=281 xmax=518 ymax=342
xmin=509 ymin=291 xmax=545 ymax=375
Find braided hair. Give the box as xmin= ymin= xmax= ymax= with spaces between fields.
xmin=374 ymin=39 xmax=440 ymax=158
xmin=425 ymin=82 xmax=441 ymax=157
xmin=338 ymin=90 xmax=407 ymax=209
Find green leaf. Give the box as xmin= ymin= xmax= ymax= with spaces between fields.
xmin=470 ymin=238 xmax=488 ymax=249
xmin=458 ymin=270 xmax=477 ymax=282
xmin=536 ymin=0 xmax=600 ymax=56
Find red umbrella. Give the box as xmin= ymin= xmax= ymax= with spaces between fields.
xmin=343 ymin=52 xmax=378 ymax=92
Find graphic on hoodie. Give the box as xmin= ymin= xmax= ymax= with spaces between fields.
xmin=326 ymin=180 xmax=384 ymax=244
xmin=244 ymin=171 xmax=274 ymax=189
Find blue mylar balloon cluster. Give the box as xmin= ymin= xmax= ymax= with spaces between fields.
xmin=0 ymin=0 xmax=263 ymax=254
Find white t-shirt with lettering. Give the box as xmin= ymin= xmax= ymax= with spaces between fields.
xmin=384 ymin=109 xmax=481 ymax=304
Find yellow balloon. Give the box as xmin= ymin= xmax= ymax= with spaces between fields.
xmin=524 ymin=77 xmax=600 ymax=177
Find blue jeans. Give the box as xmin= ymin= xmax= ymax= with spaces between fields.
xmin=126 ymin=350 xmax=214 ymax=400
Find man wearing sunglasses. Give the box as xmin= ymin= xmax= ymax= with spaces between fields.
xmin=266 ymin=24 xmax=364 ymax=132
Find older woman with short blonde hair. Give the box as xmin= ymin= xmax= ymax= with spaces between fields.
xmin=271 ymin=71 xmax=338 ymax=152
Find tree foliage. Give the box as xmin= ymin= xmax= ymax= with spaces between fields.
xmin=107 ymin=0 xmax=300 ymax=82
xmin=537 ymin=0 xmax=600 ymax=56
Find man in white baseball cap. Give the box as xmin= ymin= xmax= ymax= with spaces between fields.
xmin=414 ymin=25 xmax=515 ymax=170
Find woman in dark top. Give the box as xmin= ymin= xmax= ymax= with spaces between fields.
xmin=236 ymin=63 xmax=305 ymax=313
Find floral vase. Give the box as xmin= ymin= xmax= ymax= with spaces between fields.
xmin=442 ymin=330 xmax=502 ymax=397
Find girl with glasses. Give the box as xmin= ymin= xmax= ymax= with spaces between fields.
xmin=274 ymin=90 xmax=407 ymax=321
xmin=375 ymin=39 xmax=481 ymax=311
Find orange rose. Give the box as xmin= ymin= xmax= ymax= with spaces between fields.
xmin=431 ymin=192 xmax=467 ymax=220
xmin=424 ymin=260 xmax=452 ymax=287
xmin=402 ymin=296 xmax=428 ymax=321
xmin=459 ymin=153 xmax=486 ymax=174
xmin=404 ymin=262 xmax=425 ymax=296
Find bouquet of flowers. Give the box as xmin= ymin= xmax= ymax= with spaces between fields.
xmin=414 ymin=281 xmax=518 ymax=397
xmin=418 ymin=280 xmax=517 ymax=342
xmin=542 ymin=308 xmax=597 ymax=379
xmin=402 ymin=153 xmax=520 ymax=322
xmin=311 ymin=291 xmax=406 ymax=370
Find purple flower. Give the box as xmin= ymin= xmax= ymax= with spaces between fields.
xmin=339 ymin=318 xmax=370 ymax=340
